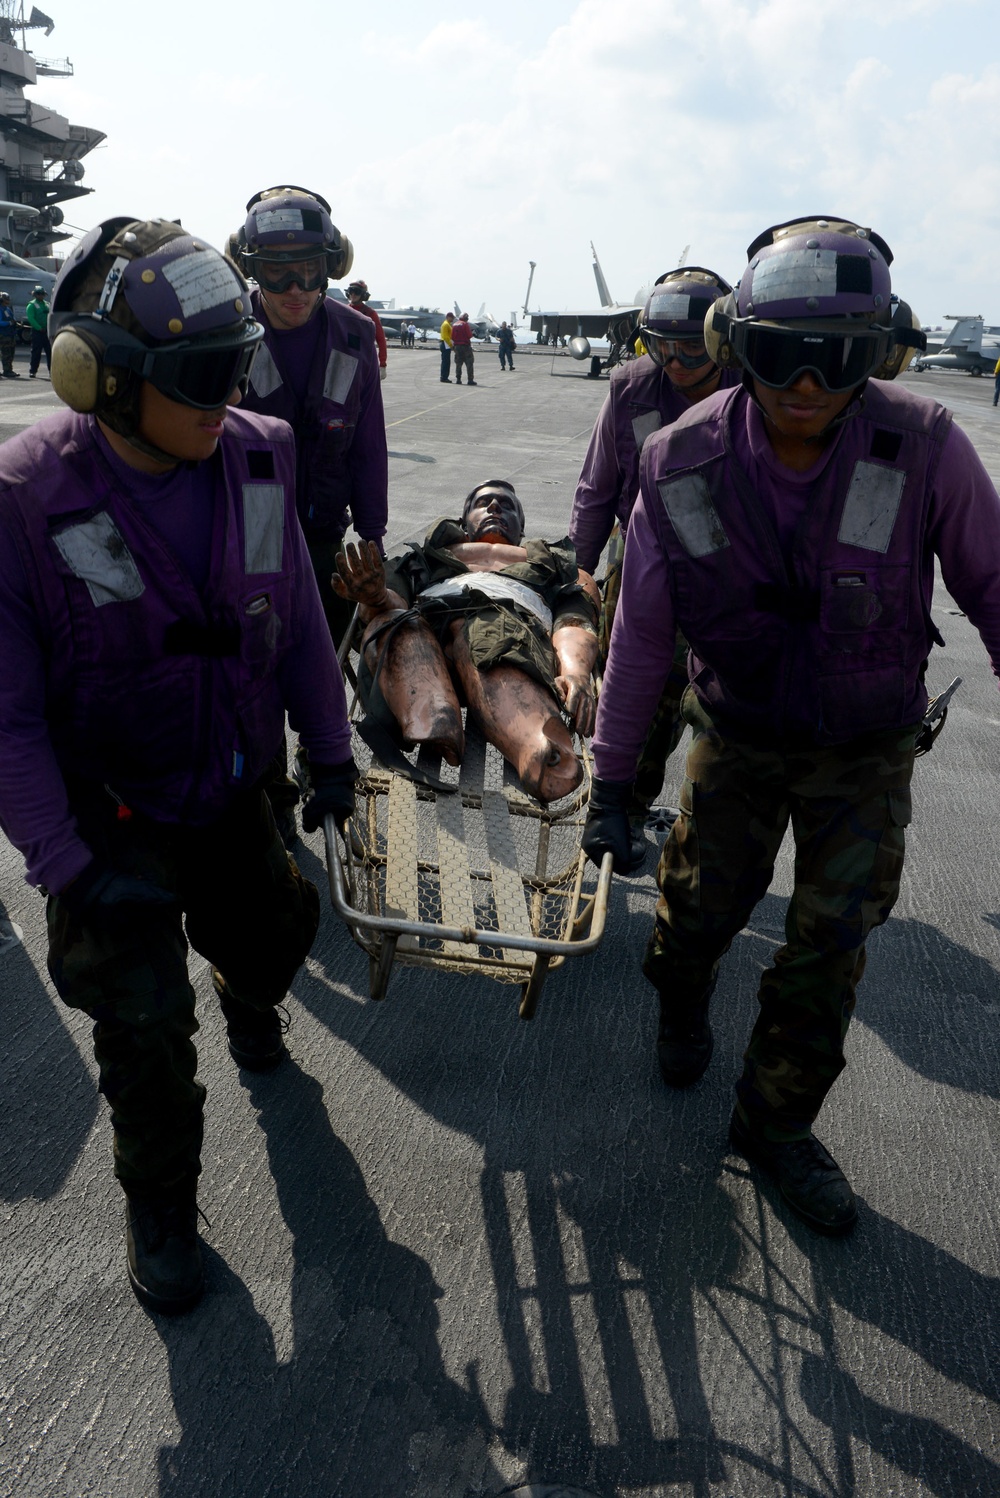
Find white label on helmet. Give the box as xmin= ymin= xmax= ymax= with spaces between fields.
xmin=658 ymin=473 xmax=730 ymax=557
xmin=243 ymin=484 xmax=285 ymax=574
xmin=751 ymin=249 xmax=838 ymax=303
xmin=98 ymin=257 xmax=130 ymax=314
xmin=161 ymin=252 xmax=243 ymax=317
xmin=52 ymin=513 xmax=145 ymax=606
xmin=248 ymin=344 xmax=282 ymax=399
xmin=323 ymin=349 xmax=358 ymax=405
xmin=838 ymin=460 xmax=905 ymax=553
xmin=631 ymin=410 xmax=663 ymax=452
xmin=254 ymin=208 xmax=305 ymax=236
xmin=648 ymin=293 xmax=692 ymax=321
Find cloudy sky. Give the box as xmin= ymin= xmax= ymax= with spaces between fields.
xmin=22 ymin=0 xmax=1000 ymax=326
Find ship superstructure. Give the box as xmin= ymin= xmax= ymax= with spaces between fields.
xmin=0 ymin=1 xmax=104 ymax=281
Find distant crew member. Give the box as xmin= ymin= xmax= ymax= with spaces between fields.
xmin=0 ymin=291 xmax=20 ymax=378
xmin=993 ymin=354 xmax=1000 ymax=407
xmin=440 ymin=309 xmax=454 ymax=382
xmin=497 ymin=321 xmax=516 ymax=371
xmin=584 ymin=216 xmax=1000 ymax=1236
xmin=570 ymin=267 xmax=737 ymax=867
xmin=25 ymin=283 xmax=51 ymax=378
xmin=347 ymin=279 xmax=388 ymax=379
xmin=452 ymin=311 xmax=476 ymax=385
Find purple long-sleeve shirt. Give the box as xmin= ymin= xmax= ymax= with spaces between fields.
xmin=593 ymin=388 xmax=1000 ymax=782
xmin=0 ymin=415 xmax=352 ymax=892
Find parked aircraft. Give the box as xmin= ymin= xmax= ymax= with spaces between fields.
xmin=913 ymin=315 xmax=1000 ymax=375
xmin=527 ymin=244 xmax=645 ymax=376
xmin=0 ymin=243 xmax=56 ymax=321
xmin=328 ymin=288 xmax=441 ymax=340
xmin=451 ymin=302 xmax=504 ymax=341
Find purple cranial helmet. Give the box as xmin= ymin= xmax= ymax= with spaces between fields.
xmin=236 ymin=186 xmax=353 ymax=291
xmin=640 ymin=266 xmax=733 ymax=371
xmin=49 ymin=218 xmax=264 ymax=457
xmin=705 ymin=216 xmax=902 ymax=393
xmin=736 ymin=217 xmax=892 ymax=320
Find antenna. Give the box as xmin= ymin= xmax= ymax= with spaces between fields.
xmin=522 ymin=260 xmax=536 ymax=318
xmin=677 ymin=244 xmax=690 ymax=266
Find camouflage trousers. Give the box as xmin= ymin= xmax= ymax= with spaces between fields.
xmin=47 ymin=786 xmax=320 ymax=1190
xmin=600 ymin=526 xmax=688 ymax=817
xmin=643 ymin=690 xmax=917 ymax=1141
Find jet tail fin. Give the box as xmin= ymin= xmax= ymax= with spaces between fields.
xmin=591 ymin=242 xmax=613 ymax=307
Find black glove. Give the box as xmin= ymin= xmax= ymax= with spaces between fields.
xmin=59 ymin=859 xmax=176 ymax=925
xmin=300 ymin=757 xmax=359 ymax=833
xmin=582 ymin=776 xmax=636 ymax=874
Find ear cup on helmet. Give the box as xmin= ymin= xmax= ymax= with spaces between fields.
xmin=50 ymin=328 xmax=104 ymax=412
xmin=329 ymin=235 xmax=353 ymax=281
xmin=704 ymin=293 xmax=740 ymax=368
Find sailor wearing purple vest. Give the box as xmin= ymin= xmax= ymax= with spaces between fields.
xmin=231 ymin=187 xmax=388 ymax=643
xmin=0 ymin=220 xmax=358 ymax=1313
xmin=584 ymin=216 xmax=1000 ymax=1236
xmin=570 ymin=268 xmax=738 ymax=869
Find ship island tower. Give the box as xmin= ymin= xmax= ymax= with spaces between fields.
xmin=0 ymin=1 xmax=104 ymax=269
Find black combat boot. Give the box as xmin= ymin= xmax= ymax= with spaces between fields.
xmin=729 ymin=1109 xmax=858 ymax=1235
xmin=656 ymin=976 xmax=716 ymax=1087
xmin=125 ymin=1183 xmax=203 ymax=1313
xmin=214 ymin=969 xmax=288 ymax=1071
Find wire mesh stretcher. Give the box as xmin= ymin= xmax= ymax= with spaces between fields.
xmin=324 ymin=640 xmax=613 ymax=1019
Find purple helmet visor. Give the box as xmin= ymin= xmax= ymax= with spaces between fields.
xmin=104 ymin=323 xmax=264 ymax=409
xmin=731 ymin=320 xmax=895 ymax=392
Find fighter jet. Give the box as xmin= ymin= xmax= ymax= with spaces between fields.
xmin=526 ymin=244 xmax=645 ymax=375
xmin=451 ymin=302 xmax=505 ymax=341
xmin=913 ymin=315 xmax=1000 ymax=376
xmin=0 ymin=239 xmax=56 ymax=321
xmin=328 ymin=288 xmax=441 ymax=340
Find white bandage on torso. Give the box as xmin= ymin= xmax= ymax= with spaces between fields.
xmin=418 ymin=571 xmax=553 ymax=631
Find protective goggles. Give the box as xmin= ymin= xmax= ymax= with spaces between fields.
xmin=731 ymin=320 xmax=895 ymax=392
xmin=641 ymin=331 xmax=710 ymax=369
xmin=249 ymin=254 xmax=326 ymax=294
xmin=109 ymin=324 xmax=265 ymax=409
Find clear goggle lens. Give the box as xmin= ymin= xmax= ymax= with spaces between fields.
xmin=252 ymin=256 xmax=326 ymax=294
xmin=642 ymin=331 xmax=711 ymax=369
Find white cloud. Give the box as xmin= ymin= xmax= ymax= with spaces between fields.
xmin=23 ymin=0 xmax=1000 ymax=322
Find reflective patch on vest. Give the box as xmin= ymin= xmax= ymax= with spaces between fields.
xmin=243 ymin=484 xmax=285 ymax=574
xmin=837 ymin=461 xmax=905 ymax=553
xmin=751 ymin=249 xmax=837 ymax=303
xmin=324 ymin=348 xmax=359 ymax=405
xmin=657 ymin=474 xmax=730 ymax=557
xmin=248 ymin=344 xmax=282 ymax=399
xmin=52 ymin=513 xmax=144 ymax=607
xmin=631 ymin=410 xmax=662 ymax=452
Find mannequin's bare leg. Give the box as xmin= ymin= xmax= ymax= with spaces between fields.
xmin=363 ymin=612 xmax=465 ymax=764
xmin=448 ymin=625 xmax=582 ymax=802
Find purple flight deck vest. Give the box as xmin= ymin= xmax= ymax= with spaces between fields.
xmin=1 ymin=409 xmax=303 ymax=821
xmin=642 ymin=381 xmax=953 ymax=745
xmin=571 ymin=355 xmax=738 ymax=572
xmin=610 ymin=356 xmax=740 ymax=521
xmin=244 ymin=290 xmax=379 ymax=543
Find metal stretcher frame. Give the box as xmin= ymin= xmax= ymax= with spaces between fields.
xmin=324 ymin=626 xmax=614 ymax=1019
